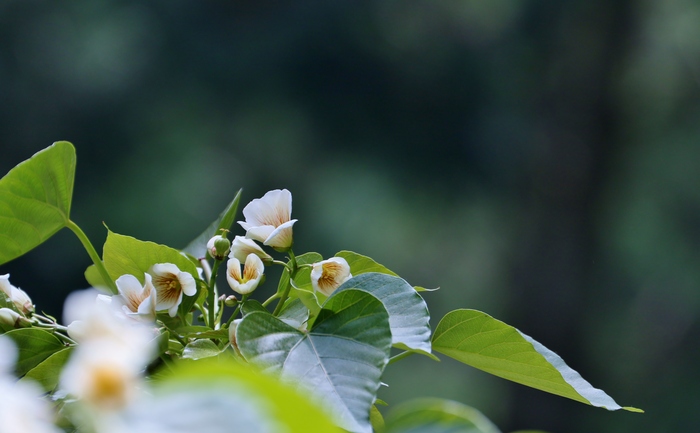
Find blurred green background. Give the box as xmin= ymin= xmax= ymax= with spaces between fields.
xmin=1 ymin=1 xmax=699 ymax=431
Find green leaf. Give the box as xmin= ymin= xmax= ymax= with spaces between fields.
xmin=336 ymin=251 xmax=436 ymax=292
xmin=432 ymin=310 xmax=642 ymax=412
xmin=103 ymin=229 xmax=200 ymax=284
xmin=241 ymin=299 xmax=268 ymax=315
xmin=3 ymin=328 xmax=65 ymax=376
xmin=278 ymin=298 xmax=309 ymax=329
xmin=336 ymin=250 xmax=398 ymax=276
xmin=237 ymin=289 xmax=392 ymax=433
xmin=383 ymin=398 xmax=501 ymax=433
xmin=181 ymin=189 xmax=242 ymax=259
xmin=182 ymin=339 xmax=224 ymax=360
xmin=20 ymin=347 xmax=74 ymax=392
xmin=0 ymin=141 xmax=75 ymax=265
xmin=128 ymin=358 xmax=342 ymax=433
xmin=333 ymin=273 xmax=432 ymax=355
xmin=281 ymin=252 xmax=323 ymax=317
xmin=84 ymin=263 xmax=111 ymax=293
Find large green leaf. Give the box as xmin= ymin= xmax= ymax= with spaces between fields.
xmin=3 ymin=328 xmax=65 ymax=376
xmin=122 ymin=358 xmax=342 ymax=432
xmin=0 ymin=141 xmax=75 ymax=265
xmin=103 ymin=230 xmax=202 ymax=316
xmin=237 ymin=289 xmax=392 ymax=433
xmin=383 ymin=398 xmax=501 ymax=433
xmin=103 ymin=230 xmax=200 ymax=283
xmin=333 ymin=272 xmax=432 ymax=355
xmin=432 ymin=310 xmax=642 ymax=412
xmin=20 ymin=347 xmax=74 ymax=392
xmin=181 ymin=189 xmax=242 ymax=259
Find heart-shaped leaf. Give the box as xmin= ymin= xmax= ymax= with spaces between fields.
xmin=182 ymin=189 xmax=242 ymax=259
xmin=237 ymin=289 xmax=392 ymax=433
xmin=3 ymin=328 xmax=65 ymax=376
xmin=0 ymin=141 xmax=75 ymax=265
xmin=333 ymin=272 xmax=432 ymax=355
xmin=432 ymin=310 xmax=642 ymax=412
xmin=103 ymin=230 xmax=199 ymax=283
xmin=383 ymin=398 xmax=502 ymax=433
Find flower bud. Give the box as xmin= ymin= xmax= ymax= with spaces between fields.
xmin=0 ymin=307 xmax=31 ymax=328
xmin=224 ymin=295 xmax=238 ymax=307
xmin=207 ymin=235 xmax=231 ymax=261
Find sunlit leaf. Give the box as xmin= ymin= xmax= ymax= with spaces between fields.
xmin=103 ymin=230 xmax=200 ymax=283
xmin=20 ymin=347 xmax=74 ymax=392
xmin=432 ymin=310 xmax=642 ymax=412
xmin=237 ymin=289 xmax=392 ymax=433
xmin=3 ymin=328 xmax=65 ymax=376
xmin=383 ymin=398 xmax=501 ymax=433
xmin=333 ymin=272 xmax=432 ymax=355
xmin=181 ymin=189 xmax=242 ymax=259
xmin=336 ymin=250 xmax=398 ymax=276
xmin=84 ymin=263 xmax=111 ymax=293
xmin=0 ymin=141 xmax=75 ymax=265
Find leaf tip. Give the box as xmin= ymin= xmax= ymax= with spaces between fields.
xmin=622 ymin=406 xmax=644 ymax=413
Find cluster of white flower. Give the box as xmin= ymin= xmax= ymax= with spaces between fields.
xmin=220 ymin=188 xmax=353 ymax=297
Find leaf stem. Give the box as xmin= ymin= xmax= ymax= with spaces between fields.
xmin=388 ymin=350 xmax=416 ymax=365
xmin=207 ymin=259 xmax=222 ymax=329
xmin=272 ymin=250 xmax=297 ymax=316
xmin=66 ymin=219 xmax=118 ymax=294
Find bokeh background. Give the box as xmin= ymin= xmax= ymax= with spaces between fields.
xmin=1 ymin=1 xmax=699 ymax=432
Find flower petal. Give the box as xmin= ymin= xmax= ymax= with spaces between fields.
xmin=229 ymin=236 xmax=272 ymax=263
xmin=311 ymin=257 xmax=352 ymax=296
xmin=263 ymin=219 xmax=297 ymax=249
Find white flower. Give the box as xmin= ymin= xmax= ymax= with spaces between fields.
xmin=148 ymin=263 xmax=197 ymax=317
xmin=0 ymin=274 xmax=34 ymax=315
xmin=311 ymin=257 xmax=352 ymax=296
xmin=0 ymin=337 xmax=62 ymax=433
xmin=229 ymin=236 xmax=272 ymax=263
xmin=59 ymin=290 xmax=157 ymax=412
xmin=60 ymin=340 xmax=148 ymax=412
xmin=114 ymin=274 xmax=157 ymax=323
xmin=238 ymin=189 xmax=297 ymax=250
xmin=226 ymin=254 xmax=264 ymax=295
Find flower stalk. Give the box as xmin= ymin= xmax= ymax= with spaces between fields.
xmin=272 ymin=250 xmax=297 ymax=316
xmin=66 ymin=219 xmax=118 ymax=294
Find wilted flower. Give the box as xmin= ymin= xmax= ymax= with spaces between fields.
xmin=311 ymin=257 xmax=352 ymax=296
xmin=148 ymin=263 xmax=197 ymax=317
xmin=238 ymin=189 xmax=297 ymax=250
xmin=0 ymin=337 xmax=62 ymax=433
xmin=226 ymin=254 xmax=264 ymax=295
xmin=114 ymin=274 xmax=157 ymax=323
xmin=0 ymin=274 xmax=34 ymax=315
xmin=229 ymin=236 xmax=272 ymax=263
